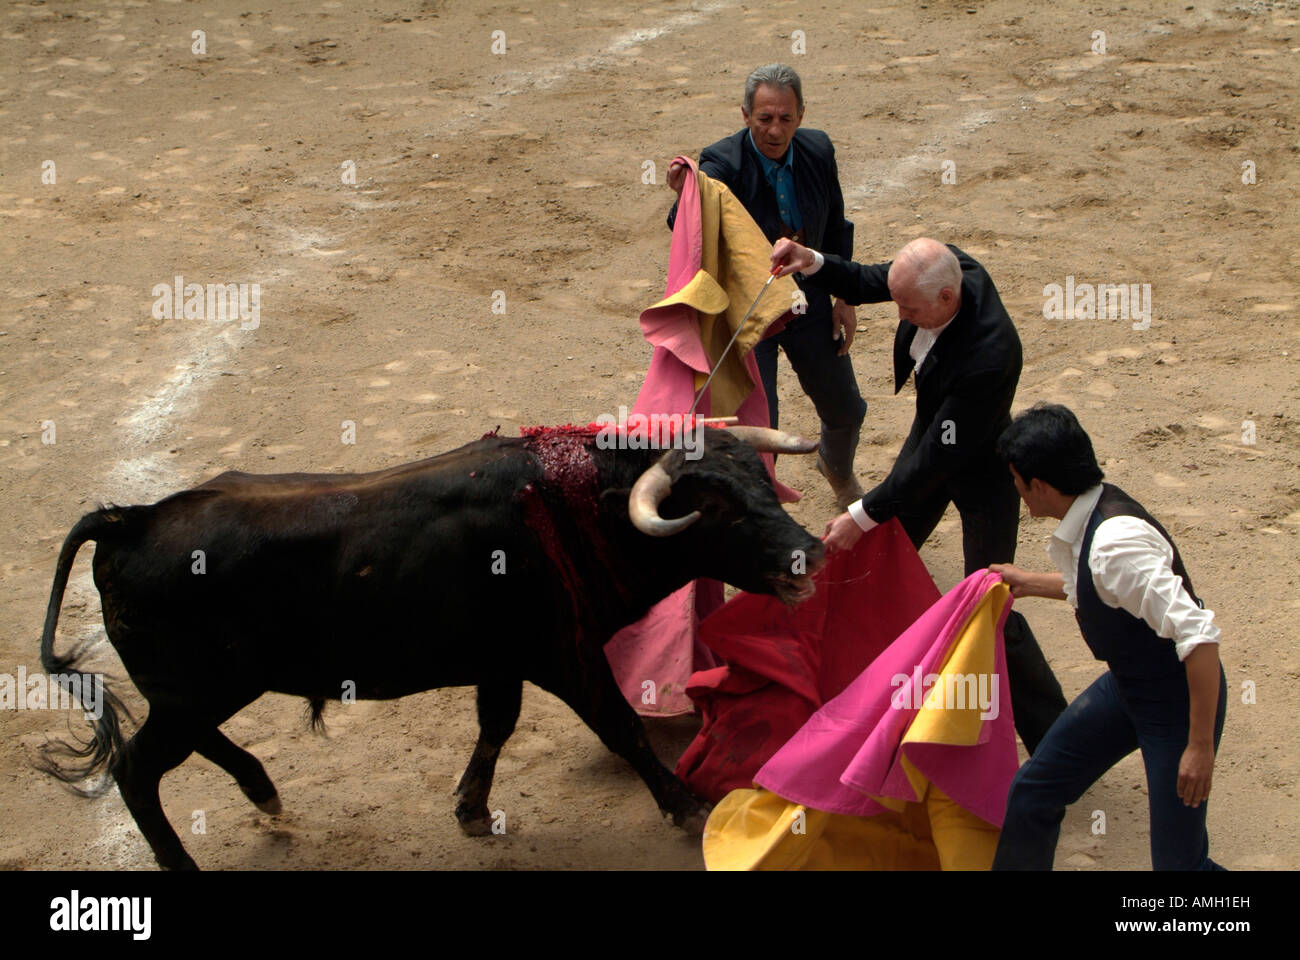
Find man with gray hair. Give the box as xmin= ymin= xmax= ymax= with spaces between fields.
xmin=771 ymin=236 xmax=1068 ymax=754
xmin=667 ymin=64 xmax=867 ymax=508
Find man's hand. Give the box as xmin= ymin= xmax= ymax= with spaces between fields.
xmin=1177 ymin=741 xmax=1215 ymax=807
xmin=989 ymin=563 xmax=1035 ymax=598
xmin=824 ymin=511 xmax=871 ymax=553
xmin=988 ymin=563 xmax=1067 ymax=600
xmin=771 ymin=238 xmax=816 ymax=277
xmin=667 ymin=160 xmax=688 ymax=195
xmin=832 ymin=299 xmax=856 ymax=355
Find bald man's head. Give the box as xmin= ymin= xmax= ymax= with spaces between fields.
xmin=886 ymin=238 xmax=963 ymax=329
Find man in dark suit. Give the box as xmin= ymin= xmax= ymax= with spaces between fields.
xmin=770 ymin=236 xmax=1067 ymax=754
xmin=667 ymin=64 xmax=867 ymax=508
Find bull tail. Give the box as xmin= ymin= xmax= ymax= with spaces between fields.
xmin=35 ymin=508 xmax=136 ymax=796
xmin=307 ymin=697 xmax=327 ymax=735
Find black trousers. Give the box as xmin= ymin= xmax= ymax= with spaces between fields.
xmin=994 ymin=666 xmax=1227 ymax=870
xmin=892 ymin=436 xmax=1068 ymax=755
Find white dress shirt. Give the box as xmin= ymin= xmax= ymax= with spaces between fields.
xmin=907 ymin=315 xmax=954 ymax=371
xmin=1048 ymin=484 xmax=1219 ymax=661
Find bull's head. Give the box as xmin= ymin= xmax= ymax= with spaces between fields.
xmin=625 ymin=426 xmax=826 ymax=605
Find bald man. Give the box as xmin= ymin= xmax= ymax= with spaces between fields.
xmin=771 ymin=237 xmax=1067 ymax=754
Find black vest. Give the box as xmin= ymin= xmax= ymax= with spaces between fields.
xmin=1075 ymin=484 xmax=1201 ymax=692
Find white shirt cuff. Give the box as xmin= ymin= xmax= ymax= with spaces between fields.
xmin=806 ymin=249 xmax=825 ymax=275
xmin=847 ymin=498 xmax=873 ymax=530
xmin=1174 ymin=635 xmax=1220 ymax=662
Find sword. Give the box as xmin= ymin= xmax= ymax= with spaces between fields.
xmin=688 ymin=267 xmax=780 ymax=415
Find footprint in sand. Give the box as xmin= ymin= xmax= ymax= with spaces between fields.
xmin=1083 ymin=346 xmax=1144 ymax=366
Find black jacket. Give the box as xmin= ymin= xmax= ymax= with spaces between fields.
xmin=668 ymin=128 xmax=853 ymax=326
xmin=811 ymin=245 xmax=1022 ymax=520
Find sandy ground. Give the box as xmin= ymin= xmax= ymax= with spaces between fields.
xmin=1 ymin=0 xmax=1296 ymax=871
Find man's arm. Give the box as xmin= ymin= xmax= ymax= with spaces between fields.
xmin=1091 ymin=518 xmax=1222 ymax=805
xmin=1180 ymin=643 xmax=1220 ymax=807
xmin=1089 ymin=518 xmax=1221 ymax=660
xmin=988 ymin=564 xmax=1068 ymax=601
xmin=770 ymin=240 xmax=891 ymax=305
xmin=810 ymin=252 xmax=892 ymax=306
xmin=860 ymin=362 xmax=1019 ymax=521
xmin=819 ymin=362 xmax=1016 ymax=550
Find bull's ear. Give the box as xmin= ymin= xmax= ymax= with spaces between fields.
xmin=600 ymin=487 xmax=632 ymax=520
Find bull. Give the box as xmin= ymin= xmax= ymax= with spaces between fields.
xmin=38 ymin=422 xmax=825 ymax=869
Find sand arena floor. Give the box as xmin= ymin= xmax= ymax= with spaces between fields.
xmin=1 ymin=0 xmax=1296 ymax=869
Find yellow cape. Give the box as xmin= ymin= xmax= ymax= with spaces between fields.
xmin=643 ymin=171 xmax=797 ymax=417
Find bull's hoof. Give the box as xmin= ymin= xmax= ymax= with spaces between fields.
xmin=679 ymin=808 xmax=711 ymax=836
xmin=456 ymin=815 xmax=495 ymax=837
xmin=454 ymin=800 xmax=495 ymax=837
xmin=241 ymin=783 xmax=282 ymax=815
xmin=668 ymin=803 xmax=712 ymax=836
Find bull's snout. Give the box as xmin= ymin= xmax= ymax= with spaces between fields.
xmin=765 ymin=535 xmax=828 ymax=606
xmin=802 ymin=539 xmax=827 ymax=575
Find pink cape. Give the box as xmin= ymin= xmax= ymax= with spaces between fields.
xmin=604 ymin=156 xmax=795 ymax=717
xmin=674 ymin=520 xmax=941 ymax=802
xmin=754 ymin=569 xmax=1020 ymax=827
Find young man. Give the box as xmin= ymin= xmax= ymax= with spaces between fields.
xmin=989 ymin=404 xmax=1228 ymax=870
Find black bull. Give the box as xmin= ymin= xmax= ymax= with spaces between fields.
xmin=39 ymin=424 xmax=825 ymax=869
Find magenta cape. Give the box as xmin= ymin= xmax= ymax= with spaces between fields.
xmin=753 ymin=569 xmax=1020 ymax=827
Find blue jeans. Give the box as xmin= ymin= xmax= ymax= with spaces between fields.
xmin=993 ymin=665 xmax=1228 ymax=870
xmin=754 ymin=311 xmax=866 ymax=479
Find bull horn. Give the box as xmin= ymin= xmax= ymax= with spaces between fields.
xmin=726 ymin=425 xmax=818 ymax=455
xmin=628 ymin=459 xmax=700 ymax=537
